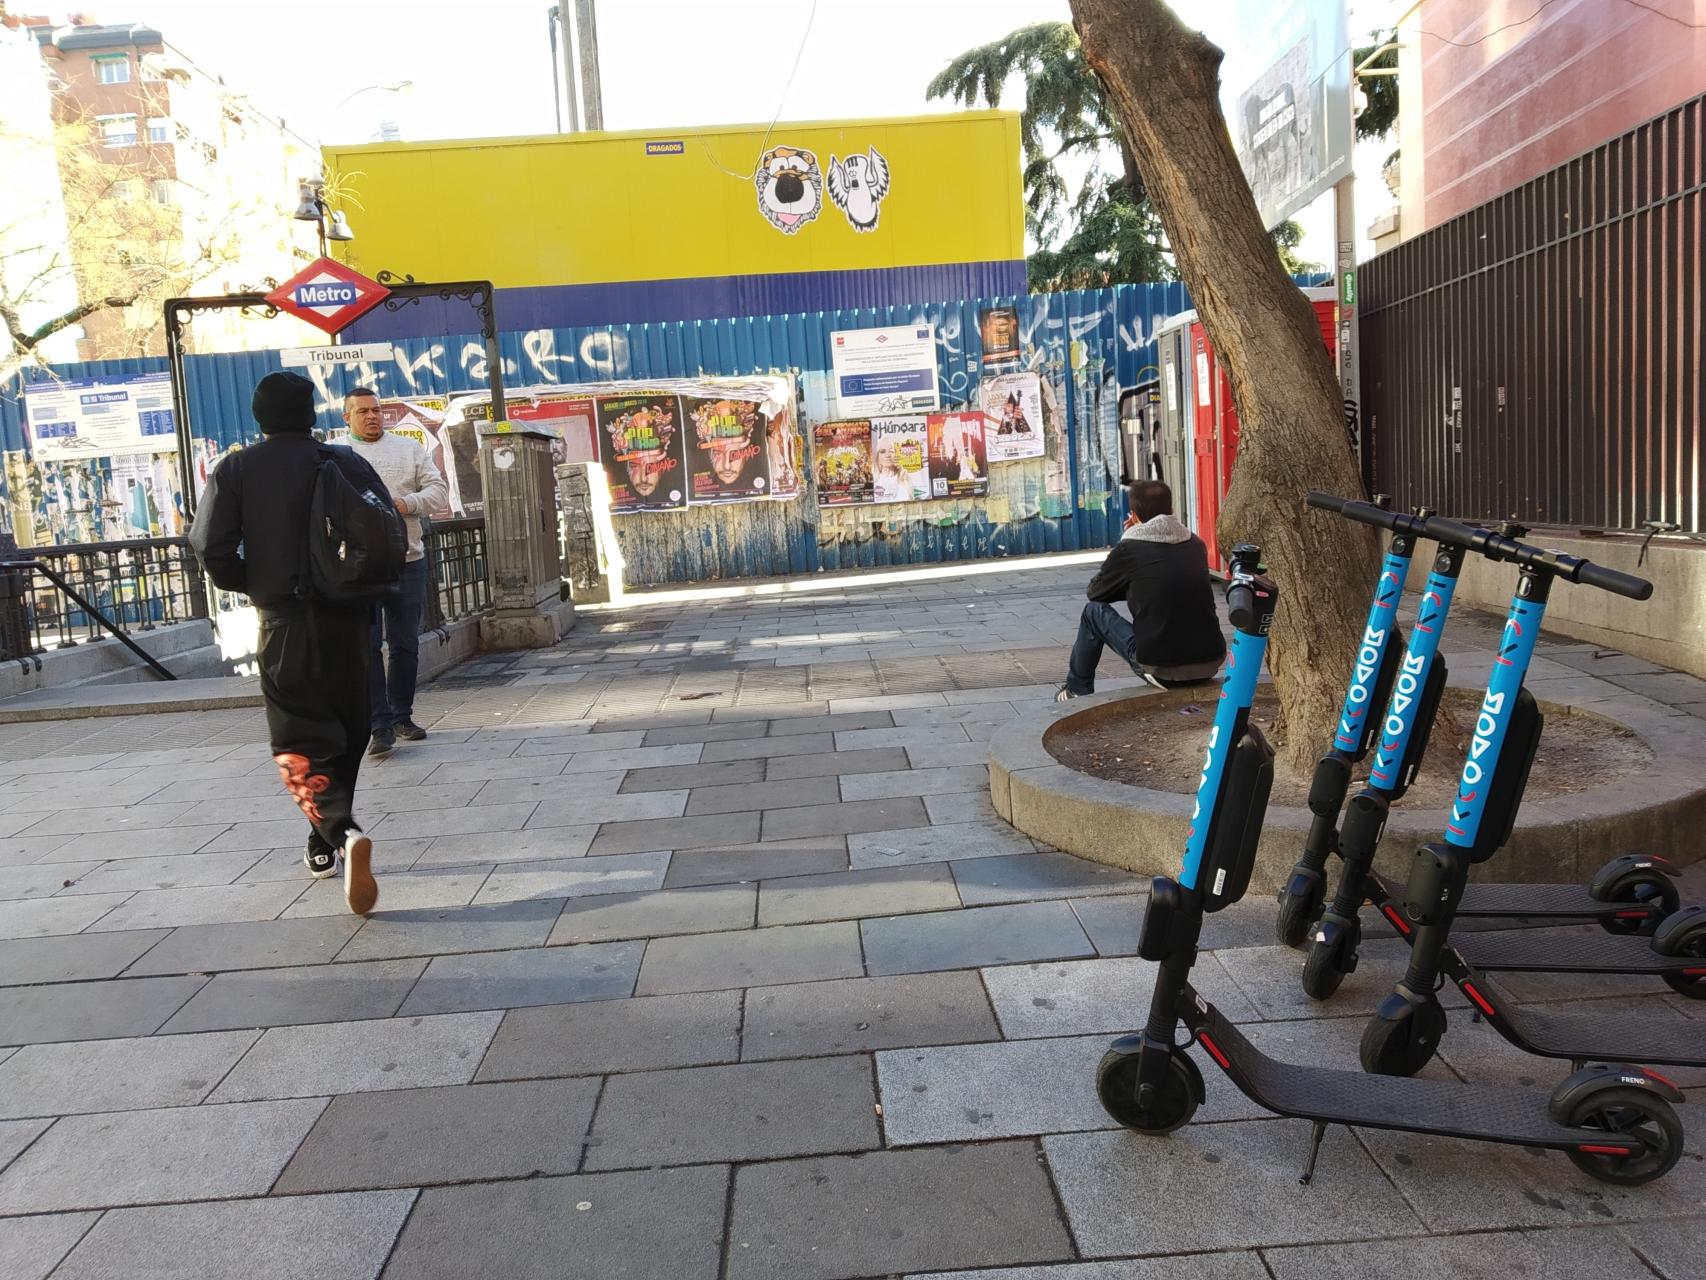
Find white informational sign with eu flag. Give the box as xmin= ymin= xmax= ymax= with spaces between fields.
xmin=23 ymin=372 xmax=178 ymax=463
xmin=830 ymin=324 xmax=940 ymax=417
xmin=1220 ymin=0 xmax=1353 ymax=231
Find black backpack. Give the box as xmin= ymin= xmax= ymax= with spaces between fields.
xmin=301 ymin=445 xmax=406 ymax=605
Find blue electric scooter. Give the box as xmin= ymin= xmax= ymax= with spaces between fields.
xmin=1097 ymin=540 xmax=1685 ymax=1187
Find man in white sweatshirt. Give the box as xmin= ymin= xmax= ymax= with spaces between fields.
xmin=343 ymin=387 xmax=449 ymax=758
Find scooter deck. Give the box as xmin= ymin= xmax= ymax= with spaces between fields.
xmin=1182 ymin=994 xmax=1609 ymax=1149
xmin=1481 ymin=996 xmax=1706 ymax=1068
xmin=1455 ymin=928 xmax=1697 ymax=975
xmin=1367 ymin=870 xmax=1632 ymax=921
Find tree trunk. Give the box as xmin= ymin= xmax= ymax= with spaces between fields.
xmin=1071 ymin=0 xmax=1380 ymax=772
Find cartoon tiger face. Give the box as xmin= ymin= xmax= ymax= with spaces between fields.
xmin=755 ymin=145 xmax=822 ymax=234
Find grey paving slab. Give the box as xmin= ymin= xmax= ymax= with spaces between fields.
xmin=756 ymin=863 xmax=961 ymax=926
xmin=85 ymin=880 xmax=306 ymax=933
xmin=587 ymin=1054 xmax=879 ymax=1171
xmin=209 ymin=1011 xmax=503 ymax=1102
xmin=839 ymin=764 xmax=988 ymax=801
xmin=398 ymin=939 xmax=643 ymax=1016
xmin=197 ymin=820 xmax=319 ymax=853
xmin=160 ymin=958 xmax=426 ymax=1034
xmin=0 ymin=1029 xmax=259 ymax=1118
xmin=862 ymin=900 xmax=1095 ymax=975
xmin=765 ymin=746 xmax=911 ymax=780
xmin=53 ymin=825 xmax=230 ymax=859
xmin=0 ymin=1097 xmax=327 ymax=1214
xmin=767 ymin=710 xmax=895 ymax=736
xmin=277 ymin=1076 xmax=600 ymax=1192
xmin=0 ymin=974 xmax=205 ymax=1046
xmin=588 ymin=810 xmax=761 ymax=856
xmin=125 ymin=914 xmax=363 ymax=976
xmin=286 ymin=863 xmax=490 ymax=917
xmin=461 ymin=770 xmax=623 ymax=807
xmin=50 ymin=1190 xmax=416 ymax=1280
xmin=168 ymin=794 xmax=303 ymax=827
xmin=1068 ymin=895 xmax=1146 ymax=956
xmin=561 ymin=744 xmax=705 ymax=772
xmin=906 ymin=740 xmax=999 ymax=768
xmin=525 ymin=789 xmax=690 ymax=827
xmin=685 ymin=775 xmax=840 ymax=816
xmin=476 ymin=989 xmax=742 ymax=1081
xmin=421 ymin=753 xmax=571 ymax=781
xmin=0 ymin=892 xmax=132 ymax=939
xmin=891 ymin=701 xmax=1022 ymax=726
xmin=761 ymin=795 xmax=930 ymax=840
xmin=473 ymin=851 xmax=669 ymax=904
xmin=412 ymin=825 xmax=598 ymax=867
xmin=827 ymin=692 xmax=948 ymax=712
xmin=372 ymin=801 xmax=538 ymax=839
xmin=0 ymin=833 xmax=79 ymax=868
xmin=642 ymin=720 xmax=767 ymax=746
xmin=51 ymin=850 xmax=268 ymax=897
xmin=849 ymin=820 xmax=1036 ymax=868
xmin=382 ymin=1165 xmax=727 ymax=1280
xmin=953 ymin=851 xmax=1147 ymax=905
xmin=834 ymin=724 xmax=972 ymax=752
xmin=6 ymin=859 xmax=105 ymax=899
xmin=636 ymin=920 xmax=864 ymax=996
xmin=11 ymin=801 xmax=192 ymax=836
xmin=1213 ymin=937 xmax=1466 ymax=1021
xmin=1620 ymin=1217 xmax=1706 ymax=1280
xmin=1356 ymin=1120 xmax=1706 ymax=1230
xmin=921 ymin=790 xmax=1005 ymax=825
xmin=1263 ymin=1228 xmax=1659 ymax=1280
xmin=662 ymin=836 xmax=849 ymax=888
xmin=742 ymin=969 xmax=999 ymax=1060
xmin=1045 ymin=1123 xmax=1425 ymax=1255
xmin=549 ymin=883 xmax=756 ymax=944
xmin=701 ymin=731 xmax=834 ymax=762
xmin=619 ymin=757 xmax=766 ymax=792
xmin=907 ymin=1258 xmax=1269 ymax=1280
xmin=340 ymin=782 xmax=487 ymax=816
xmin=982 ymin=953 xmax=1262 ymax=1039
xmin=725 ymin=1141 xmax=1073 ymax=1280
xmin=337 ymin=895 xmax=564 ymax=962
xmin=512 ymin=729 xmax=644 ymax=755
xmin=0 ymin=1211 xmax=100 ymax=1280
xmin=0 ymin=927 xmax=169 ymax=985
xmin=0 ymin=1117 xmax=49 ymax=1174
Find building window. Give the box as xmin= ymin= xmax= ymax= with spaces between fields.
xmin=147 ymin=118 xmax=170 ymax=144
xmin=99 ymin=115 xmax=137 ymax=147
xmin=94 ymin=55 xmax=131 ymax=85
xmin=110 ymin=180 xmax=134 ymax=201
xmin=149 ymin=178 xmax=174 ymax=205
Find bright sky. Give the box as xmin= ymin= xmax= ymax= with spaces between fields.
xmin=56 ymin=0 xmax=1398 ymax=258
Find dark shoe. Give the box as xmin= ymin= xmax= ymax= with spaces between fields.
xmin=304 ymin=841 xmax=339 ymax=880
xmin=367 ymin=730 xmax=395 ymax=760
xmin=342 ymin=829 xmax=378 ymax=915
xmin=394 ymin=719 xmax=427 ymax=741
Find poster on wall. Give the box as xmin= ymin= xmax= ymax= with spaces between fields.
xmin=979 ymin=307 xmax=1021 ymax=367
xmin=830 ymin=325 xmax=939 ymax=417
xmin=870 ymin=415 xmax=931 ymax=504
xmin=813 ymin=420 xmax=874 ymax=506
xmin=926 ymin=412 xmax=989 ymax=499
xmin=597 ymin=392 xmax=687 ymax=513
xmin=765 ymin=398 xmax=803 ymax=500
xmin=979 ymin=372 xmax=1045 ymax=461
xmin=685 ymin=396 xmax=770 ymax=503
xmin=23 ymin=372 xmax=177 ymax=463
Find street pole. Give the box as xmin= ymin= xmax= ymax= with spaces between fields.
xmin=1335 ymin=47 xmax=1361 ymax=478
xmin=574 ymin=0 xmax=604 ymax=131
xmin=556 ymin=3 xmax=581 ymax=132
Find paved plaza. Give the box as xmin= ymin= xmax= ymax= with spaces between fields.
xmin=1 ymin=556 xmax=1703 ymax=1279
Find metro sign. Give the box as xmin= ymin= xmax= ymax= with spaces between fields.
xmin=266 ymin=257 xmax=390 ymax=336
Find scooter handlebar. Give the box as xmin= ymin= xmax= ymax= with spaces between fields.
xmin=1574 ymin=560 xmax=1655 ymax=601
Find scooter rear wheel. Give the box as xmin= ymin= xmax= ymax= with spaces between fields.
xmin=1275 ymin=883 xmax=1323 ymax=948
xmin=1096 ymin=1046 xmax=1202 ymax=1135
xmin=1563 ymin=1086 xmax=1684 ymax=1186
xmin=1654 ymin=916 xmax=1706 ymax=999
xmin=1593 ymin=863 xmax=1680 ymax=936
xmin=1358 ymin=993 xmax=1447 ymax=1077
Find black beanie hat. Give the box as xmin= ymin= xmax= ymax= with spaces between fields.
xmin=252 ymin=371 xmax=317 ymax=434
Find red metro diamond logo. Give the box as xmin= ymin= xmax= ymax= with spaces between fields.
xmin=266 ymin=258 xmax=390 ymax=336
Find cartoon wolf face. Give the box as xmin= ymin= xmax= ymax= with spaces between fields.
xmin=755 ymin=145 xmax=822 ymax=234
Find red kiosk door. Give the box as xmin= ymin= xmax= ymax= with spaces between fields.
xmin=1188 ymin=322 xmax=1221 ymax=568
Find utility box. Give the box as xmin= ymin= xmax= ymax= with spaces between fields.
xmin=476 ymin=423 xmax=574 ymax=649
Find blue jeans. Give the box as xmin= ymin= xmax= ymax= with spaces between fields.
xmin=371 ymin=557 xmax=427 ymax=732
xmin=1066 ymin=602 xmax=1139 ymax=694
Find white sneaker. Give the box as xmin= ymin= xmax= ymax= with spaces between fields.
xmin=342 ymin=829 xmax=378 ymax=915
xmin=1055 ymin=686 xmax=1083 ymax=703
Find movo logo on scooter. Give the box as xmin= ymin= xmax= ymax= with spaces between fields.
xmin=1450 ymin=688 xmax=1507 ymax=826
xmin=1372 ymin=650 xmax=1428 ymax=780
xmin=1187 ymin=723 xmax=1221 ymax=841
xmin=1337 ymin=623 xmax=1387 ymax=741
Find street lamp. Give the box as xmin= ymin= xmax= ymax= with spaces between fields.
xmin=293 ymin=177 xmax=353 ymax=258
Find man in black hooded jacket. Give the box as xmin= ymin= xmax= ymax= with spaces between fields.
xmin=1057 ymin=479 xmax=1226 ymax=700
xmin=190 ymin=371 xmax=385 ymax=914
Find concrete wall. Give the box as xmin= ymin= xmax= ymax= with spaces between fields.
xmin=1403 ymin=530 xmax=1706 ymax=678
xmin=0 ymin=618 xmax=227 ymax=700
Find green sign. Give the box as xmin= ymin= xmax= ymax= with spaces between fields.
xmin=1342 ymin=270 xmax=1357 ymax=306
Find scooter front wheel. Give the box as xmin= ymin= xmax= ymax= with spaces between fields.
xmin=1275 ymin=880 xmax=1324 ymax=948
xmin=1096 ymin=1046 xmax=1202 ymax=1135
xmin=1300 ymin=931 xmax=1352 ymax=1000
xmin=1563 ymin=1086 xmax=1684 ymax=1186
xmin=1358 ymin=993 xmax=1447 ymax=1076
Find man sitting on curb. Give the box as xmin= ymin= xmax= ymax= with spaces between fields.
xmin=1056 ymin=479 xmax=1226 ymax=702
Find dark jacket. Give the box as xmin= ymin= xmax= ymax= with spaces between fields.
xmin=1086 ymin=514 xmax=1226 ymax=667
xmin=190 ymin=433 xmax=391 ymax=613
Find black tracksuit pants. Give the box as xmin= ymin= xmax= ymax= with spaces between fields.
xmin=258 ymin=606 xmax=371 ymax=851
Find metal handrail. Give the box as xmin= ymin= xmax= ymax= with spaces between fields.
xmin=1 ymin=558 xmax=176 ymax=679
